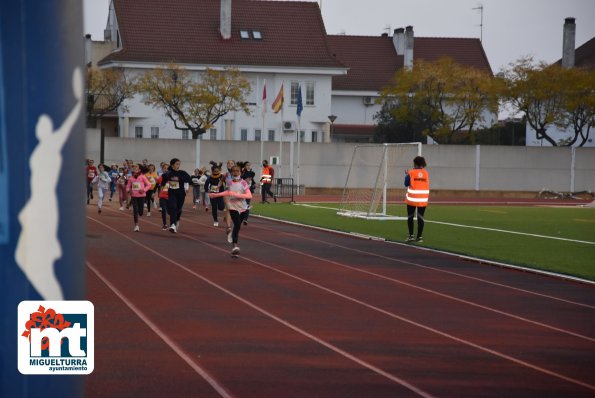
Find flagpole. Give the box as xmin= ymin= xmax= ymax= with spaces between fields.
xmin=296 ymin=117 xmax=301 ymax=195
xmin=260 ymin=78 xmax=266 ymax=169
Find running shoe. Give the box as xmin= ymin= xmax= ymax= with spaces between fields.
xmin=231 ymin=246 xmax=240 ymax=256
xmin=119 ymin=206 xmax=125 ymax=211
xmin=98 ymin=208 xmax=102 ymax=214
xmin=213 ymin=221 xmax=219 ymax=227
xmin=169 ymin=224 xmax=177 ymax=233
xmin=147 ymin=212 xmax=151 ymax=217
xmin=406 ymin=235 xmax=415 ymax=242
xmin=192 ymin=205 xmax=196 ymax=209
xmin=162 ymin=225 xmax=168 ymax=230
xmin=243 ymin=221 xmax=248 ymax=226
xmin=416 ymin=236 xmax=423 ymax=243
xmin=133 ymin=225 xmax=140 ymax=232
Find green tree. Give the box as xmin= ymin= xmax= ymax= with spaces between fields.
xmin=380 ymin=58 xmax=496 ymax=144
xmin=373 ymin=101 xmax=424 ymax=143
xmin=86 ymin=67 xmax=135 ymax=127
xmin=135 ymin=64 xmax=251 ymax=139
xmin=557 ymin=67 xmax=595 ymax=147
xmin=499 ymin=57 xmax=567 ymax=146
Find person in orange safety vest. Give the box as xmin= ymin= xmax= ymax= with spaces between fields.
xmin=404 ymin=156 xmax=429 ymax=243
xmin=260 ymin=159 xmax=277 ymax=203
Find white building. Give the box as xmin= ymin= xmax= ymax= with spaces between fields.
xmin=90 ymin=0 xmax=493 ymax=144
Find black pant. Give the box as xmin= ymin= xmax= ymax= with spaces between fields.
xmin=159 ymin=198 xmax=168 ymax=226
xmin=210 ymin=197 xmax=225 ymax=222
xmin=261 ymin=183 xmax=274 ymax=202
xmin=146 ymin=189 xmax=155 ymax=209
xmin=131 ymin=197 xmax=145 ymax=224
xmin=167 ymin=192 xmax=185 ymax=225
xmin=407 ymin=205 xmax=426 ymax=238
xmin=229 ymin=210 xmax=243 ymax=244
xmin=241 ymin=198 xmax=251 ymax=222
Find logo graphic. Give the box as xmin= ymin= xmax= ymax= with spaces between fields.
xmin=18 ymin=301 xmax=94 ymax=374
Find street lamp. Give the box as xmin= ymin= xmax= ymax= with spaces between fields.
xmin=328 ymin=114 xmax=337 ymax=140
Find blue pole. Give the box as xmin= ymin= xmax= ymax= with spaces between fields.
xmin=0 ymin=0 xmax=86 ymax=396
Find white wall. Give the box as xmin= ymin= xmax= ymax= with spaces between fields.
xmin=89 ymin=133 xmax=595 ymax=193
xmin=526 ymin=123 xmax=595 ymax=147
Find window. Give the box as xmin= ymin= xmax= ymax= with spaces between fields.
xmin=255 ymin=129 xmax=261 ymax=142
xmin=252 ymin=30 xmax=262 ymax=40
xmin=210 ymin=128 xmax=217 ymax=140
xmin=290 ymin=81 xmax=299 ymax=105
xmin=311 ymin=130 xmax=318 ymax=143
xmin=299 ymin=130 xmax=305 ymax=141
xmin=182 ymin=129 xmax=189 ymax=140
xmin=306 ymin=81 xmax=315 ymax=105
xmin=150 ymin=127 xmax=159 ymax=139
xmin=240 ymin=129 xmax=248 ymax=141
xmin=240 ymin=30 xmax=249 ymax=39
xmin=135 ymin=126 xmax=143 ymax=138
xmin=268 ymin=130 xmax=275 ymax=141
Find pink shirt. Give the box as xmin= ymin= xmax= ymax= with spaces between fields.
xmin=126 ymin=174 xmax=152 ymax=198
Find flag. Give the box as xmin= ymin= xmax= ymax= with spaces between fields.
xmin=296 ymin=83 xmax=303 ymax=117
xmin=262 ymin=79 xmax=267 ymax=115
xmin=271 ymin=82 xmax=284 ymax=113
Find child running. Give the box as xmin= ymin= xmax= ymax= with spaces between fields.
xmin=208 ymin=165 xmax=252 ymax=257
xmin=205 ymin=163 xmax=225 ymax=227
xmin=116 ymin=167 xmax=128 ymax=210
xmin=160 ymin=158 xmax=192 ymax=233
xmin=126 ymin=164 xmax=151 ymax=232
xmin=92 ymin=163 xmax=111 ymax=214
xmin=144 ymin=164 xmax=158 ymax=217
xmin=155 ymin=164 xmax=170 ymax=230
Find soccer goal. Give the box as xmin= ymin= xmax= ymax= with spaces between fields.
xmin=338 ymin=143 xmax=422 ymax=220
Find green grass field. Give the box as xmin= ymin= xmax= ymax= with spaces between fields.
xmin=251 ymin=203 xmax=595 ymax=281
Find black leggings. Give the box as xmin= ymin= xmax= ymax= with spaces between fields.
xmin=407 ymin=205 xmax=426 ymax=238
xmin=167 ymin=193 xmax=186 ymax=225
xmin=131 ymin=197 xmax=145 ymax=224
xmin=210 ymin=197 xmax=226 ymax=222
xmin=229 ymin=210 xmax=243 ymax=244
xmin=146 ymin=189 xmax=155 ymax=209
xmin=160 ymin=198 xmax=168 ymax=226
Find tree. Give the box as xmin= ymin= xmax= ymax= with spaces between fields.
xmin=379 ymin=58 xmax=496 ymax=144
xmin=373 ymin=100 xmax=424 ymax=143
xmin=557 ymin=67 xmax=595 ymax=147
xmin=499 ymin=57 xmax=566 ymax=146
xmin=135 ymin=64 xmax=251 ymax=139
xmin=86 ymin=67 xmax=135 ymax=127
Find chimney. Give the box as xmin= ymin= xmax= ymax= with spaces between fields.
xmin=404 ymin=26 xmax=414 ymax=69
xmin=84 ymin=34 xmax=92 ymax=66
xmin=220 ymin=0 xmax=232 ymax=40
xmin=393 ymin=28 xmax=405 ymax=55
xmin=562 ymin=17 xmax=575 ymax=68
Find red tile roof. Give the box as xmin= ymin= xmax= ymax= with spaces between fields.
xmin=100 ymin=0 xmax=345 ymax=69
xmin=326 ymin=35 xmax=402 ymax=92
xmin=555 ymin=37 xmax=595 ymax=69
xmin=327 ymin=35 xmax=493 ymax=91
xmin=332 ymin=124 xmax=375 ymax=136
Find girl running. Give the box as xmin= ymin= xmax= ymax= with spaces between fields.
xmin=209 ymin=165 xmax=252 ymax=257
xmin=156 ymin=165 xmax=170 ymax=230
xmin=239 ymin=161 xmax=256 ymax=225
xmin=205 ymin=163 xmax=225 ymax=227
xmin=161 ymin=158 xmax=192 ymax=233
xmin=92 ymin=163 xmax=111 ymax=214
xmin=116 ymin=167 xmax=128 ymax=211
xmin=144 ymin=164 xmax=158 ymax=217
xmin=191 ymin=168 xmax=202 ymax=209
xmin=126 ymin=164 xmax=151 ymax=232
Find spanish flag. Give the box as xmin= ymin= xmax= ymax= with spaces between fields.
xmin=271 ymin=82 xmax=284 ymax=113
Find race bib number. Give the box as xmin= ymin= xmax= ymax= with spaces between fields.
xmin=169 ymin=181 xmax=180 ymax=189
xmin=118 ymin=178 xmax=126 ymax=185
xmin=161 ymin=183 xmax=169 ymax=192
xmin=132 ymin=182 xmax=142 ymax=191
xmin=149 ymin=177 xmax=156 ymax=185
xmin=88 ymin=171 xmax=95 ymax=178
xmin=209 ymin=185 xmax=219 ymax=193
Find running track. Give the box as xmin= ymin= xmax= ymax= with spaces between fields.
xmin=85 ymin=202 xmax=595 ymax=397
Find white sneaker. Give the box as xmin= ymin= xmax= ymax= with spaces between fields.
xmin=147 ymin=212 xmax=151 ymax=217
xmin=169 ymin=224 xmax=177 ymax=233
xmin=213 ymin=221 xmax=219 ymax=227
xmin=133 ymin=225 xmax=140 ymax=232
xmin=153 ymin=202 xmax=158 ymax=209
xmin=119 ymin=206 xmax=125 ymax=211
xmin=231 ymin=246 xmax=240 ymax=256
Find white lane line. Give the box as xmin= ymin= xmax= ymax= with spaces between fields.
xmin=253 ymin=214 xmax=595 ymax=306
xmin=87 ymin=261 xmax=234 ymax=398
xmin=98 ymin=214 xmax=595 ymax=393
xmin=296 ymin=203 xmax=595 ymax=245
xmin=87 ymin=216 xmax=436 ymax=398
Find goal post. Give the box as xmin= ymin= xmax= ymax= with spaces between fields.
xmin=338 ymin=143 xmax=422 ymax=220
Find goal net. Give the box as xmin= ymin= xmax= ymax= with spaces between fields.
xmin=338 ymin=143 xmax=422 ymax=220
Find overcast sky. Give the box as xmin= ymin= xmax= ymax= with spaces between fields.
xmin=83 ymin=0 xmax=595 ymax=73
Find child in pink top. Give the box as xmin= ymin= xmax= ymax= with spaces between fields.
xmin=209 ymin=165 xmax=252 ymax=257
xmin=126 ymin=164 xmax=152 ymax=232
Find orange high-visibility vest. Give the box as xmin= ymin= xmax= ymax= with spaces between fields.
xmin=261 ymin=166 xmax=273 ymax=184
xmin=405 ymin=168 xmax=430 ymax=207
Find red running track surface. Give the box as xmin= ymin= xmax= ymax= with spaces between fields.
xmin=84 ymin=201 xmax=595 ymax=397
